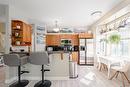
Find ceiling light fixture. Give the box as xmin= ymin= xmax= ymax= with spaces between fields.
xmin=91 ymin=11 xmax=102 ymax=20
xmin=53 ymin=20 xmax=60 ymax=32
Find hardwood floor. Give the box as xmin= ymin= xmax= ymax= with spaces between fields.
xmin=5 ymin=66 xmax=130 ymax=87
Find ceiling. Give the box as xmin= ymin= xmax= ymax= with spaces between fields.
xmin=10 ymin=0 xmax=124 ymax=28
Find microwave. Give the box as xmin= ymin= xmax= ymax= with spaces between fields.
xmin=61 ymin=39 xmax=72 ymax=46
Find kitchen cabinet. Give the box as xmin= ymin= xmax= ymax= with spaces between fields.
xmin=11 ymin=20 xmax=32 ymax=46
xmin=79 ymin=33 xmax=93 ymax=39
xmin=60 ymin=34 xmax=72 ymax=39
xmin=46 ymin=34 xmax=60 ymax=46
xmin=71 ymin=52 xmax=78 ymax=62
xmin=46 ymin=34 xmax=79 ymax=46
xmin=23 ymin=24 xmax=32 ymax=43
xmin=71 ymin=34 xmax=79 ymax=46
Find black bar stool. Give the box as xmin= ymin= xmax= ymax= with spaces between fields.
xmin=29 ymin=52 xmax=51 ymax=87
xmin=3 ymin=54 xmax=29 ymax=87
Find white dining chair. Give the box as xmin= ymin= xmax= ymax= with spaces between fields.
xmin=97 ymin=56 xmax=107 ymax=71
xmin=110 ymin=60 xmax=130 ymax=87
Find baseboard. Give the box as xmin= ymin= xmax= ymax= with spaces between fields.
xmin=5 ymin=76 xmax=69 ymax=84
xmin=46 ymin=76 xmax=69 ymax=80
xmin=23 ymin=76 xmax=69 ymax=80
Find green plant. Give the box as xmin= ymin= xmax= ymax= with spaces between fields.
xmin=108 ymin=34 xmax=121 ymax=44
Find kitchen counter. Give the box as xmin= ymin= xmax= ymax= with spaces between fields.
xmin=48 ymin=51 xmax=71 ymax=54
xmin=23 ymin=53 xmax=70 ymax=80
xmin=48 ymin=51 xmax=72 ymax=60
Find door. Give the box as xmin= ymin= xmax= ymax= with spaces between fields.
xmin=79 ymin=39 xmax=94 ymax=65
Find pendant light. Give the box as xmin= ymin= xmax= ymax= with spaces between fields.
xmin=53 ymin=20 xmax=60 ymax=32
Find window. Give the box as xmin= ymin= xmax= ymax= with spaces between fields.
xmin=120 ymin=40 xmax=129 ymax=56
xmin=110 ymin=24 xmax=130 ymax=57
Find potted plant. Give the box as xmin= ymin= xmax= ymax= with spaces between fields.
xmin=108 ymin=34 xmax=121 ymax=44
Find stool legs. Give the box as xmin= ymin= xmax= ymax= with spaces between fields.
xmin=9 ymin=66 xmax=29 ymax=87
xmin=34 ymin=65 xmax=51 ymax=87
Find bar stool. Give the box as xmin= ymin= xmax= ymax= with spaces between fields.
xmin=29 ymin=52 xmax=51 ymax=87
xmin=3 ymin=54 xmax=29 ymax=87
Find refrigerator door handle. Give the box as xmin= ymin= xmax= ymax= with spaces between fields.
xmin=85 ymin=46 xmax=87 ymax=51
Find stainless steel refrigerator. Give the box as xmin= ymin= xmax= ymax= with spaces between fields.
xmin=79 ymin=39 xmax=94 ymax=65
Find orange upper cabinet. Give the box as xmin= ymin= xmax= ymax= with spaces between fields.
xmin=60 ymin=34 xmax=79 ymax=46
xmin=46 ymin=34 xmax=79 ymax=46
xmin=79 ymin=33 xmax=93 ymax=39
xmin=46 ymin=34 xmax=60 ymax=46
xmin=71 ymin=34 xmax=79 ymax=46
xmin=23 ymin=24 xmax=32 ymax=43
xmin=60 ymin=34 xmax=72 ymax=39
xmin=11 ymin=20 xmax=32 ymax=46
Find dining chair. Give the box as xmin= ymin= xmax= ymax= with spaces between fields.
xmin=97 ymin=56 xmax=107 ymax=71
xmin=110 ymin=60 xmax=130 ymax=87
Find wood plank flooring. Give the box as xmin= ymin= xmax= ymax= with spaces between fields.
xmin=6 ymin=66 xmax=130 ymax=87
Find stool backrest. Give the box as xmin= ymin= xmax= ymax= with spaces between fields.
xmin=29 ymin=52 xmax=49 ymax=65
xmin=3 ymin=54 xmax=20 ymax=66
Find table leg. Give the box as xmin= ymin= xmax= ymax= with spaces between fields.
xmin=108 ymin=64 xmax=111 ymax=79
xmin=98 ymin=62 xmax=101 ymax=70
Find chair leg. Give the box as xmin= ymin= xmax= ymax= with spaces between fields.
xmin=122 ymin=72 xmax=130 ymax=84
xmin=103 ymin=64 xmax=106 ymax=70
xmin=99 ymin=63 xmax=102 ymax=71
xmin=115 ymin=71 xmax=119 ymax=78
xmin=42 ymin=65 xmax=44 ymax=83
xmin=9 ymin=66 xmax=29 ymax=87
xmin=103 ymin=64 xmax=108 ymax=71
xmin=34 ymin=65 xmax=51 ymax=87
xmin=18 ymin=66 xmax=21 ymax=83
xmin=97 ymin=63 xmax=99 ymax=69
xmin=121 ymin=72 xmax=125 ymax=87
xmin=110 ymin=71 xmax=118 ymax=80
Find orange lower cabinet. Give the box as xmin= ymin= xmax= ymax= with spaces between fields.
xmin=71 ymin=52 xmax=78 ymax=62
xmin=61 ymin=53 xmax=64 ymax=60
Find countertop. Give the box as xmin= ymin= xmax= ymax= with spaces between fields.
xmin=47 ymin=51 xmax=72 ymax=54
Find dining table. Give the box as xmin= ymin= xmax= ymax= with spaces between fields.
xmin=98 ymin=56 xmax=130 ymax=79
